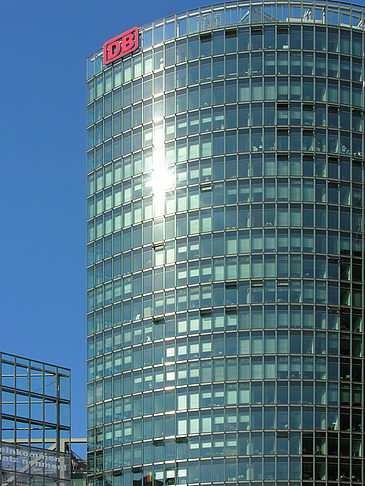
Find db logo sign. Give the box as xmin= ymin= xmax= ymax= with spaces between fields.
xmin=103 ymin=27 xmax=139 ymax=65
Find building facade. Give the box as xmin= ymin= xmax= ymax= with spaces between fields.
xmin=0 ymin=352 xmax=71 ymax=486
xmin=86 ymin=1 xmax=365 ymax=484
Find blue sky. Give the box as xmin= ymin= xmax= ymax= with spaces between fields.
xmin=0 ymin=0 xmax=203 ymax=451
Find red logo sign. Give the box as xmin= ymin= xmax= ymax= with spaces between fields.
xmin=103 ymin=27 xmax=139 ymax=65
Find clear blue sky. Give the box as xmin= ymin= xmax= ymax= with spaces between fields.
xmin=0 ymin=0 xmax=203 ymax=450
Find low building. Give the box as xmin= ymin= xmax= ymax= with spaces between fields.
xmin=0 ymin=351 xmax=71 ymax=486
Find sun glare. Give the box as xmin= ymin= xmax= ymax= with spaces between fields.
xmin=152 ymin=149 xmax=174 ymax=217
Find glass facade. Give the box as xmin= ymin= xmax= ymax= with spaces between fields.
xmin=0 ymin=352 xmax=71 ymax=486
xmin=86 ymin=1 xmax=365 ymax=484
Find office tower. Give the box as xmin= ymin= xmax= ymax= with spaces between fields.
xmin=86 ymin=1 xmax=365 ymax=484
xmin=0 ymin=351 xmax=71 ymax=486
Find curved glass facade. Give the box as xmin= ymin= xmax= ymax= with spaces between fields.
xmin=86 ymin=1 xmax=365 ymax=484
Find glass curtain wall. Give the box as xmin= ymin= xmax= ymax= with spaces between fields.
xmin=0 ymin=352 xmax=71 ymax=486
xmin=86 ymin=2 xmax=365 ymax=484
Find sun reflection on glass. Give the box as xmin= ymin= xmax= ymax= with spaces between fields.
xmin=152 ymin=149 xmax=174 ymax=217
